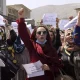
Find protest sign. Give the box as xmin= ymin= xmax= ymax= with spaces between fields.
xmin=42 ymin=13 xmax=57 ymax=26
xmin=59 ymin=19 xmax=69 ymax=30
xmin=64 ymin=16 xmax=77 ymax=29
xmin=27 ymin=24 xmax=34 ymax=34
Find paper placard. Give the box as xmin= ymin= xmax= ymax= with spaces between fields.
xmin=42 ymin=13 xmax=57 ymax=26
xmin=11 ymin=22 xmax=24 ymax=44
xmin=22 ymin=60 xmax=44 ymax=78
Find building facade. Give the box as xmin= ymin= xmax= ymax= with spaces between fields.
xmin=6 ymin=4 xmax=31 ymax=21
xmin=0 ymin=0 xmax=12 ymax=23
xmin=6 ymin=6 xmax=18 ymax=21
xmin=9 ymin=4 xmax=31 ymax=18
xmin=0 ymin=0 xmax=6 ymax=15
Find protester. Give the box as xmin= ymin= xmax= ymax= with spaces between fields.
xmin=17 ymin=8 xmax=62 ymax=80
xmin=0 ymin=21 xmax=14 ymax=80
xmin=61 ymin=12 xmax=80 ymax=80
xmin=4 ymin=20 xmax=30 ymax=80
xmin=49 ymin=18 xmax=62 ymax=58
xmin=72 ymin=11 xmax=80 ymax=80
xmin=61 ymin=24 xmax=77 ymax=80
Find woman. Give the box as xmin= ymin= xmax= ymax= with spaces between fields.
xmin=5 ymin=20 xmax=30 ymax=80
xmin=1 ymin=20 xmax=18 ymax=80
xmin=49 ymin=18 xmax=62 ymax=57
xmin=17 ymin=8 xmax=62 ymax=80
xmin=61 ymin=28 xmax=77 ymax=80
xmin=0 ymin=26 xmax=16 ymax=80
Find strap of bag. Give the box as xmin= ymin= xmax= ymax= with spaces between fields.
xmin=58 ymin=68 xmax=67 ymax=76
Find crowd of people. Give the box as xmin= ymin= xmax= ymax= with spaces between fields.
xmin=0 ymin=8 xmax=80 ymax=80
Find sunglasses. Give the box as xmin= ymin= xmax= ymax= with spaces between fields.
xmin=36 ymin=31 xmax=47 ymax=35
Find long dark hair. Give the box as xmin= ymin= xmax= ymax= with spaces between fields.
xmin=49 ymin=30 xmax=56 ymax=45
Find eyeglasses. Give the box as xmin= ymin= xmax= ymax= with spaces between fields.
xmin=36 ymin=31 xmax=47 ymax=35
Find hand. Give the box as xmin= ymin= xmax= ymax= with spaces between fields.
xmin=49 ymin=27 xmax=54 ymax=31
xmin=42 ymin=64 xmax=50 ymax=71
xmin=56 ymin=18 xmax=59 ymax=28
xmin=74 ymin=45 xmax=80 ymax=51
xmin=69 ymin=16 xmax=73 ymax=21
xmin=21 ymin=65 xmax=25 ymax=70
xmin=67 ymin=46 xmax=79 ymax=52
xmin=77 ymin=11 xmax=80 ymax=26
xmin=67 ymin=47 xmax=75 ymax=51
xmin=18 ymin=8 xmax=24 ymax=18
xmin=56 ymin=18 xmax=59 ymax=23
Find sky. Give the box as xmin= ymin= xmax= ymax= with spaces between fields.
xmin=6 ymin=0 xmax=80 ymax=9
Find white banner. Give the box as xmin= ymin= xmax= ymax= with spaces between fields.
xmin=64 ymin=16 xmax=77 ymax=29
xmin=59 ymin=19 xmax=69 ymax=30
xmin=42 ymin=13 xmax=57 ymax=26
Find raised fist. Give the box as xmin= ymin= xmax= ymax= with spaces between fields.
xmin=78 ymin=11 xmax=80 ymax=18
xmin=56 ymin=18 xmax=59 ymax=23
xmin=18 ymin=8 xmax=24 ymax=18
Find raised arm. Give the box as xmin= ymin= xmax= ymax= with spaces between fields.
xmin=73 ymin=11 xmax=80 ymax=46
xmin=55 ymin=18 xmax=62 ymax=49
xmin=77 ymin=11 xmax=80 ymax=26
xmin=17 ymin=8 xmax=34 ymax=53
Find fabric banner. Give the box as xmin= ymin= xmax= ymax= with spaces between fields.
xmin=64 ymin=16 xmax=77 ymax=29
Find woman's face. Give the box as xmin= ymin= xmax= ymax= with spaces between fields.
xmin=65 ymin=29 xmax=73 ymax=42
xmin=36 ymin=27 xmax=47 ymax=43
xmin=49 ymin=31 xmax=54 ymax=41
xmin=61 ymin=34 xmax=64 ymax=42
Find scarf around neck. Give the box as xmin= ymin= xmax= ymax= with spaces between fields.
xmin=36 ymin=39 xmax=47 ymax=45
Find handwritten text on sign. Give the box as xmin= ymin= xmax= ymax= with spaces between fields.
xmin=42 ymin=13 xmax=57 ymax=26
